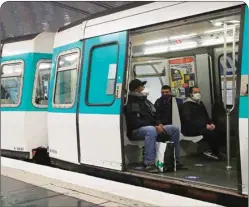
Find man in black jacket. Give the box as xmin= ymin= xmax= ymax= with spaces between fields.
xmin=155 ymin=85 xmax=183 ymax=125
xmin=181 ymin=86 xmax=221 ymax=160
xmin=124 ymin=79 xmax=181 ymax=173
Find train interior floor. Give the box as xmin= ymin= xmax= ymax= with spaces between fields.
xmin=128 ymin=155 xmax=238 ymax=190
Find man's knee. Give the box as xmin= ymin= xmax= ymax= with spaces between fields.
xmin=140 ymin=126 xmax=157 ymax=135
xmin=164 ymin=125 xmax=180 ymax=133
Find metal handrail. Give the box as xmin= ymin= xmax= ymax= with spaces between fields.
xmin=124 ymin=42 xmax=132 ymax=106
xmin=224 ymin=24 xmax=237 ymax=170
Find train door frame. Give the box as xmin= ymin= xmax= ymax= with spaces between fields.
xmin=77 ymin=31 xmax=129 ymax=171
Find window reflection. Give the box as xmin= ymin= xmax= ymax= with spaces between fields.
xmin=34 ymin=62 xmax=52 ymax=106
xmin=1 ymin=63 xmax=23 ymax=105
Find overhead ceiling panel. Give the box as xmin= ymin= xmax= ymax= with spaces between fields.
xmin=0 ymin=1 xmax=151 ymax=40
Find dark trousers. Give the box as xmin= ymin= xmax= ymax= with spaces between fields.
xmin=201 ymin=129 xmax=220 ymax=155
xmin=183 ymin=128 xmax=221 ymax=155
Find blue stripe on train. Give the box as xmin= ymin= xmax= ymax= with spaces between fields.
xmin=239 ymin=6 xmax=248 ymax=119
xmin=1 ymin=53 xmax=52 ymax=112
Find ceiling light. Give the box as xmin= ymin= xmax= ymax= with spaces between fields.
xmin=169 ymin=43 xmax=197 ymax=51
xmin=228 ymin=20 xmax=240 ymax=24
xmin=144 ymin=46 xmax=168 ymax=55
xmin=169 ymin=33 xmax=197 ymax=40
xmin=204 ymin=27 xmax=233 ymax=34
xmin=145 ymin=38 xmax=169 ymax=45
xmin=213 ymin=22 xmax=223 ymax=26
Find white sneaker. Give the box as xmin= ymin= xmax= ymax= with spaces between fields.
xmin=203 ymin=151 xmax=219 ymax=160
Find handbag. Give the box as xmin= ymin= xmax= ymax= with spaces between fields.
xmin=155 ymin=141 xmax=176 ymax=172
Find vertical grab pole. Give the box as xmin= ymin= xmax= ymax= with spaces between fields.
xmin=223 ymin=23 xmax=232 ymax=170
xmin=124 ymin=42 xmax=132 ymax=106
xmin=226 ymin=24 xmax=237 ymax=170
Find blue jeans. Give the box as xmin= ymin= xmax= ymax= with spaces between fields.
xmin=133 ymin=125 xmax=180 ymax=165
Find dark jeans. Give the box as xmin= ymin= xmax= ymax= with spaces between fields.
xmin=133 ymin=125 xmax=180 ymax=165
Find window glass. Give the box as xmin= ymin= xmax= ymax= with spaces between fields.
xmin=53 ymin=51 xmax=79 ymax=106
xmin=33 ymin=62 xmax=52 ymax=106
xmin=87 ymin=43 xmax=118 ymax=105
xmin=58 ymin=52 xmax=79 ymax=70
xmin=1 ymin=63 xmax=23 ymax=105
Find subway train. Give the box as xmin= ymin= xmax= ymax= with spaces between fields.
xmin=0 ymin=2 xmax=248 ymax=206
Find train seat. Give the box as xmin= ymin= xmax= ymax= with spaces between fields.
xmin=122 ymin=114 xmax=144 ymax=164
xmin=172 ymin=97 xmax=203 ymax=156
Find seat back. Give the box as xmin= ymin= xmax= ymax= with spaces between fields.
xmin=122 ymin=114 xmax=144 ymax=147
xmin=172 ymin=97 xmax=203 ymax=143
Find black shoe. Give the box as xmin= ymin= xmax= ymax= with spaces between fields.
xmin=145 ymin=163 xmax=159 ymax=173
xmin=176 ymin=162 xmax=188 ymax=170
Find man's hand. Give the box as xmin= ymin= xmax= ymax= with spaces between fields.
xmin=155 ymin=125 xmax=164 ymax=134
xmin=206 ymin=124 xmax=215 ymax=131
xmin=210 ymin=124 xmax=215 ymax=130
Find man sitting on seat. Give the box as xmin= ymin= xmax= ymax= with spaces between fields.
xmin=124 ymin=79 xmax=182 ymax=173
xmin=181 ymin=86 xmax=221 ymax=160
xmin=155 ymin=85 xmax=183 ymax=125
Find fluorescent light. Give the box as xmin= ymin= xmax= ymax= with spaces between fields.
xmin=228 ymin=20 xmax=240 ymax=24
xmin=169 ymin=33 xmax=197 ymax=40
xmin=145 ymin=38 xmax=169 ymax=45
xmin=201 ymin=37 xmax=233 ymax=46
xmin=204 ymin=27 xmax=233 ymax=34
xmin=144 ymin=46 xmax=168 ymax=55
xmin=213 ymin=22 xmax=223 ymax=26
xmin=169 ymin=43 xmax=197 ymax=51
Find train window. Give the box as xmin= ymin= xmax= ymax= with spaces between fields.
xmin=53 ymin=49 xmax=80 ymax=107
xmin=32 ymin=60 xmax=52 ymax=107
xmin=86 ymin=43 xmax=118 ymax=105
xmin=0 ymin=60 xmax=24 ymax=107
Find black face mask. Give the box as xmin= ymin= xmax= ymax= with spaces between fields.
xmin=161 ymin=94 xmax=171 ymax=100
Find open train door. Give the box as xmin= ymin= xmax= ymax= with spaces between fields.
xmin=78 ymin=31 xmax=128 ymax=170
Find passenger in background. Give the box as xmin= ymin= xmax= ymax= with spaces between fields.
xmin=1 ymin=85 xmax=10 ymax=99
xmin=155 ymin=85 xmax=183 ymax=125
xmin=181 ymin=86 xmax=221 ymax=160
xmin=124 ymin=79 xmax=183 ymax=173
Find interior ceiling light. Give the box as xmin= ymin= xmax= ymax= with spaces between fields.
xmin=169 ymin=33 xmax=197 ymax=40
xmin=169 ymin=42 xmax=197 ymax=51
xmin=145 ymin=38 xmax=168 ymax=45
xmin=204 ymin=27 xmax=233 ymax=34
xmin=144 ymin=46 xmax=168 ymax=55
xmin=228 ymin=20 xmax=240 ymax=24
xmin=213 ymin=22 xmax=223 ymax=26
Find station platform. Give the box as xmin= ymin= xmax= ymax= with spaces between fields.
xmin=1 ymin=157 xmax=222 ymax=206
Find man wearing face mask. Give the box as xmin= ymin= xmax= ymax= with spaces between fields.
xmin=155 ymin=85 xmax=183 ymax=126
xmin=181 ymin=86 xmax=221 ymax=160
xmin=124 ymin=79 xmax=183 ymax=173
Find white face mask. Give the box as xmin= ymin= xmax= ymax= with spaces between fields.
xmin=192 ymin=93 xmax=201 ymax=101
xmin=142 ymin=88 xmax=150 ymax=96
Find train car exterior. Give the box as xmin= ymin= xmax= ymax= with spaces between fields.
xmin=46 ymin=2 xmax=247 ymax=206
xmin=1 ymin=32 xmax=55 ymax=160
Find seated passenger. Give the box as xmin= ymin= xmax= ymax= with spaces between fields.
xmin=181 ymin=86 xmax=222 ymax=160
xmin=124 ymin=79 xmax=183 ymax=173
xmin=155 ymin=85 xmax=183 ymax=125
xmin=1 ymin=85 xmax=10 ymax=99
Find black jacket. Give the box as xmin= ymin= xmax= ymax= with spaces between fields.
xmin=155 ymin=97 xmax=183 ymax=125
xmin=124 ymin=92 xmax=157 ymax=139
xmin=180 ymin=98 xmax=213 ymax=136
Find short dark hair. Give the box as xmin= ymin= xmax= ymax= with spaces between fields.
xmin=188 ymin=86 xmax=199 ymax=95
xmin=161 ymin=85 xmax=171 ymax=91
